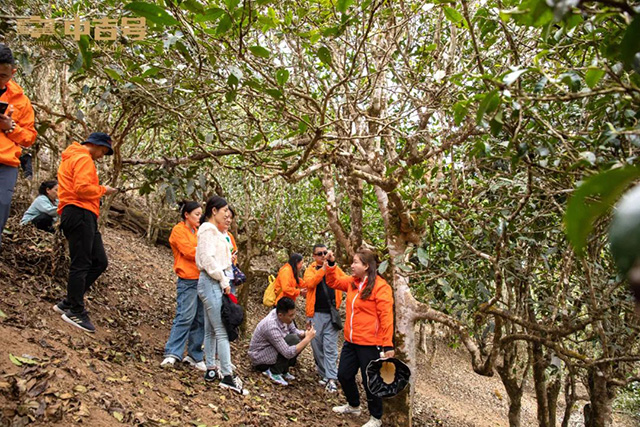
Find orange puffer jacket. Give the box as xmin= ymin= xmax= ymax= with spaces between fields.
xmin=169 ymin=221 xmax=199 ymax=280
xmin=57 ymin=142 xmax=106 ymax=218
xmin=326 ymin=265 xmax=394 ymax=348
xmin=0 ymin=80 xmax=37 ymax=167
xmin=303 ymin=261 xmax=344 ymax=318
xmin=274 ymin=263 xmax=306 ymax=303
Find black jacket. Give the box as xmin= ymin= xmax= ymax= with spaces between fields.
xmin=221 ymin=294 xmax=244 ymax=342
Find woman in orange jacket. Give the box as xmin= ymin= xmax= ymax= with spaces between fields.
xmin=274 ymin=253 xmax=307 ymax=303
xmin=161 ymin=201 xmax=205 ymax=371
xmin=325 ymin=249 xmax=394 ymax=427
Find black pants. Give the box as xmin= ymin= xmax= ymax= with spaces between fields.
xmin=60 ymin=205 xmax=108 ymax=313
xmin=255 ymin=333 xmax=300 ymax=375
xmin=338 ymin=341 xmax=383 ymax=420
xmin=31 ymin=213 xmax=54 ymax=233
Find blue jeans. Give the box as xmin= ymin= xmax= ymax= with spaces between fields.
xmin=309 ymin=312 xmax=339 ymax=380
xmin=0 ymin=164 xmax=18 ymax=247
xmin=163 ymin=278 xmax=204 ymax=362
xmin=198 ymin=272 xmax=232 ymax=376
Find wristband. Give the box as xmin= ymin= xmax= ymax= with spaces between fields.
xmin=4 ymin=120 xmax=16 ymax=134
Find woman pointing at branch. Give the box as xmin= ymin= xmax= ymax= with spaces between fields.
xmin=325 ymin=249 xmax=394 ymax=427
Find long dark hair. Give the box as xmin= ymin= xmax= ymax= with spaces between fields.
xmin=178 ymin=200 xmax=200 ymax=221
xmin=355 ymin=249 xmax=379 ymax=300
xmin=288 ymin=253 xmax=303 ymax=284
xmin=38 ymin=180 xmax=57 ymax=196
xmin=201 ymin=196 xmax=228 ymax=225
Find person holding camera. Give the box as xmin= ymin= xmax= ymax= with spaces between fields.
xmin=53 ymin=132 xmax=118 ymax=333
xmin=0 ymin=44 xmax=37 ymax=248
xmin=303 ymin=244 xmax=345 ymax=393
xmin=325 ymin=249 xmax=395 ymax=427
xmin=248 ymin=297 xmax=316 ymax=386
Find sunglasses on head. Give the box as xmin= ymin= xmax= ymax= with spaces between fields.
xmin=314 ymin=250 xmax=328 ymax=256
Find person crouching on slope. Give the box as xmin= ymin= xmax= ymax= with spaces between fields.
xmin=325 ymin=249 xmax=395 ymax=427
xmin=53 ymin=132 xmax=118 ymax=333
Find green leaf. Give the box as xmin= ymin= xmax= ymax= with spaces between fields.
xmin=265 ymin=88 xmax=283 ymax=99
xmin=417 ymin=247 xmax=428 ymax=267
xmin=337 ymin=0 xmax=353 ymax=14
xmin=124 ymin=2 xmax=179 ymax=26
xmin=276 ymin=68 xmax=289 ymax=86
xmin=565 ymin=166 xmax=640 ymax=255
xmin=9 ymin=353 xmax=22 ymax=366
xmin=317 ymin=46 xmax=332 ymax=66
xmin=216 ymin=13 xmax=233 ymax=34
xmin=443 ymin=7 xmax=464 ymax=24
xmin=513 ymin=0 xmax=553 ymax=28
xmin=104 ymin=68 xmax=123 ymax=81
xmin=78 ymin=35 xmax=92 ymax=70
xmin=112 ymin=411 xmax=124 ymax=422
xmin=181 ymin=0 xmax=205 ymax=14
xmin=559 ymin=71 xmax=581 ymax=92
xmin=585 ymin=68 xmax=605 ymax=89
xmin=249 ymin=45 xmax=270 ymax=58
xmin=453 ymin=100 xmax=468 ymax=126
xmin=476 ymin=90 xmax=500 ymax=125
xmin=0 ymin=308 xmax=6 ymax=318
xmin=378 ymin=260 xmax=389 ymax=274
xmin=194 ymin=8 xmax=225 ymax=22
xmin=620 ymin=16 xmax=640 ymax=70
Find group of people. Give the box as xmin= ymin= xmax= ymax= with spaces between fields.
xmin=0 ymin=43 xmax=395 ymax=427
xmin=162 ymin=201 xmax=395 ymax=427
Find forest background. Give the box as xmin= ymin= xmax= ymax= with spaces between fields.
xmin=1 ymin=0 xmax=640 ymax=426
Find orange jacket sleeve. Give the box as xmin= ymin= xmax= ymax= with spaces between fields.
xmin=8 ymin=97 xmax=36 ymax=148
xmin=325 ymin=265 xmax=351 ymax=292
xmin=303 ymin=264 xmax=325 ymax=291
xmin=73 ymin=156 xmax=106 ymax=200
xmin=228 ymin=232 xmax=237 ymax=252
xmin=375 ymin=280 xmax=395 ymax=348
xmin=169 ymin=224 xmax=196 ymax=261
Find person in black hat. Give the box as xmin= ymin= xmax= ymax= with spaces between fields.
xmin=53 ymin=132 xmax=117 ymax=333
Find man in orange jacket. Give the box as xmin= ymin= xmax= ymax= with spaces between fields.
xmin=303 ymin=244 xmax=344 ymax=393
xmin=0 ymin=45 xmax=37 ymax=247
xmin=53 ymin=132 xmax=117 ymax=333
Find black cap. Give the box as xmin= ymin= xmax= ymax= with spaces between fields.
xmin=82 ymin=132 xmax=113 ymax=156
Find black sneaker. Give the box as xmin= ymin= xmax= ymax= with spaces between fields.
xmin=219 ymin=374 xmax=249 ymax=395
xmin=204 ymin=369 xmax=218 ymax=382
xmin=53 ymin=300 xmax=71 ymax=314
xmin=61 ymin=311 xmax=96 ymax=333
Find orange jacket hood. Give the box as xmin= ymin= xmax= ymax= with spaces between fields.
xmin=57 ymin=142 xmax=106 ymax=217
xmin=326 ymin=266 xmax=394 ymax=348
xmin=303 ymin=261 xmax=344 ymax=318
xmin=0 ymin=80 xmax=37 ymax=167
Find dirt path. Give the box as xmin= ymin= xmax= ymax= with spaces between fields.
xmin=0 ymin=226 xmax=636 ymax=426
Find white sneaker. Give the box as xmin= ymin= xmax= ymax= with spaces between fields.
xmin=283 ymin=372 xmax=295 ymax=381
xmin=161 ymin=356 xmax=178 ymax=367
xmin=319 ymin=377 xmax=328 ymax=385
xmin=182 ymin=356 xmax=206 ymax=371
xmin=325 ymin=379 xmax=338 ymax=393
xmin=332 ymin=403 xmax=361 ymax=416
xmin=362 ymin=416 xmax=382 ymax=427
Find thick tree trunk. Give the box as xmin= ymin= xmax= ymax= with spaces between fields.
xmin=585 ymin=368 xmax=614 ymax=427
xmin=531 ymin=342 xmax=551 ymax=427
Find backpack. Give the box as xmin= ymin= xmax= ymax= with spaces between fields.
xmin=262 ymin=274 xmax=278 ymax=307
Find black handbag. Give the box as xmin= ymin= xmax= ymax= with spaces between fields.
xmin=320 ymin=278 xmax=342 ymax=330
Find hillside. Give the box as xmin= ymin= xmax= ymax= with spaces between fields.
xmin=0 ymin=224 xmax=636 ymax=426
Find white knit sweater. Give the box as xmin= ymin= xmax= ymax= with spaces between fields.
xmin=195 ymin=221 xmax=232 ymax=289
